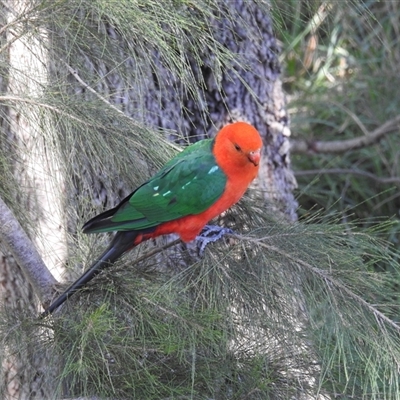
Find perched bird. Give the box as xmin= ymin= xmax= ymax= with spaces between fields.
xmin=42 ymin=122 xmax=262 ymax=316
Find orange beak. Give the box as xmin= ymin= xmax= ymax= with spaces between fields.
xmin=248 ymin=149 xmax=261 ymax=166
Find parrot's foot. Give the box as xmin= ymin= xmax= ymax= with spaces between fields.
xmin=196 ymin=225 xmax=234 ymax=255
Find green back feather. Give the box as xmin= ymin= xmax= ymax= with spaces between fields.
xmin=86 ymin=139 xmax=227 ymax=233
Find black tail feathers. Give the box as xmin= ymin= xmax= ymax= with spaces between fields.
xmin=41 ymin=231 xmax=138 ymax=317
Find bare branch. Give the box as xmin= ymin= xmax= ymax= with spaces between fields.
xmin=0 ymin=95 xmax=96 ymax=126
xmin=0 ymin=196 xmax=57 ymax=306
xmin=64 ymin=62 xmax=183 ymax=151
xmin=290 ymin=115 xmax=400 ymax=154
xmin=64 ymin=63 xmax=129 ymax=118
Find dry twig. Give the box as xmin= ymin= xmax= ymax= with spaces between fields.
xmin=291 ymin=115 xmax=400 ymax=154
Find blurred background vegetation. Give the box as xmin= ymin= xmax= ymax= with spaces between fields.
xmin=272 ymin=0 xmax=400 ymax=253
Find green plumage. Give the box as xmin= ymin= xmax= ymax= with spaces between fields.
xmin=83 ymin=139 xmax=227 ymax=233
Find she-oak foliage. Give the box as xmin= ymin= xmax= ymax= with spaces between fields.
xmin=42 ymin=122 xmax=262 ymax=316
xmin=0 ymin=0 xmax=400 ymax=399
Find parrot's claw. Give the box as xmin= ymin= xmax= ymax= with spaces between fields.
xmin=196 ymin=225 xmax=234 ymax=255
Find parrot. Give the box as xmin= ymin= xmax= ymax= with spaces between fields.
xmin=42 ymin=121 xmax=262 ymax=316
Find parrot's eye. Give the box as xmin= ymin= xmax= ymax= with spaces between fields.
xmin=234 ymin=143 xmax=241 ymax=152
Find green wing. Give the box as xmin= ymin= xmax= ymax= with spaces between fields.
xmin=83 ymin=139 xmax=227 ymax=233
